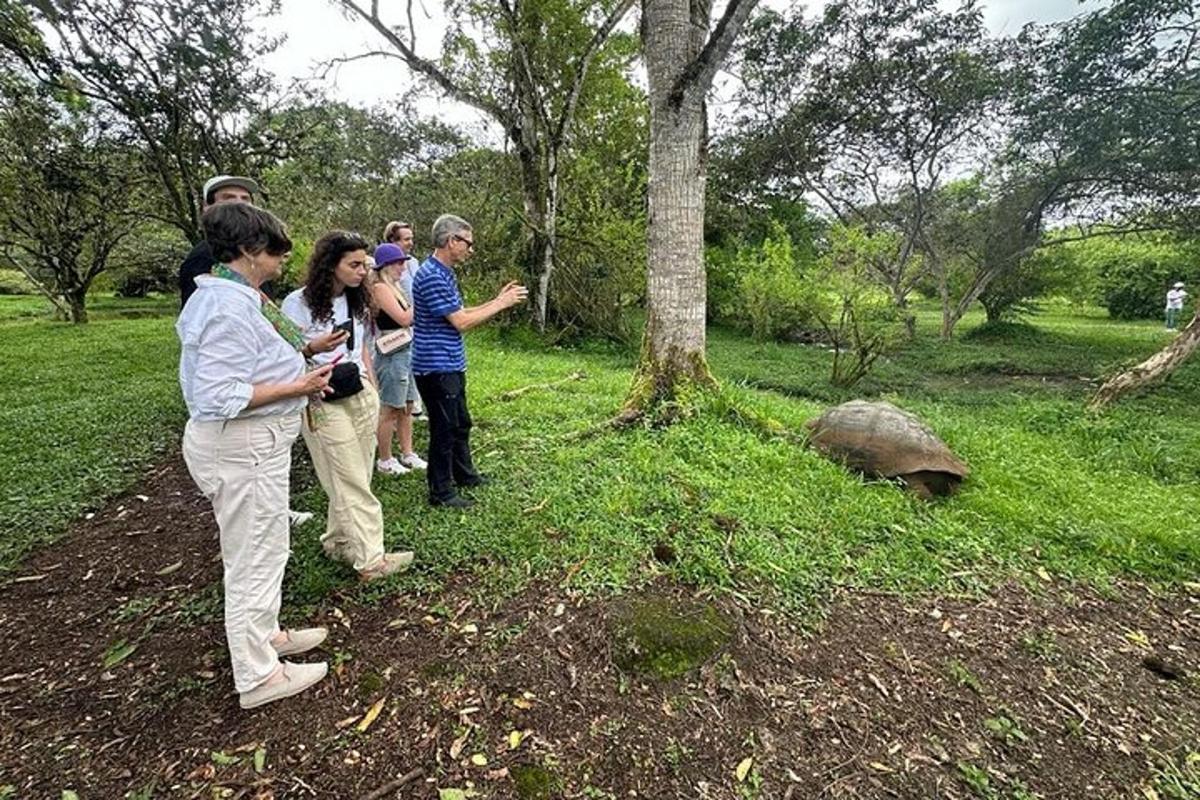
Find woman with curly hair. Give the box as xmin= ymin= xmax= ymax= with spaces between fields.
xmin=281 ymin=231 xmax=413 ymax=581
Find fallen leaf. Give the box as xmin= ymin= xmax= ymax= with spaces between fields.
xmin=357 ymin=696 xmax=387 ymax=733
xmin=459 ymin=623 xmax=479 ymax=635
xmin=62 ymin=792 xmax=80 ymax=800
xmin=522 ymin=498 xmax=548 ymax=514
xmin=210 ymin=750 xmax=240 ymax=766
xmin=335 ymin=715 xmax=361 ymax=730
xmin=386 ymin=618 xmax=406 ymax=629
xmin=513 ymin=697 xmax=533 ymax=710
xmin=869 ymin=762 xmax=895 ymax=773
xmin=439 ymin=790 xmax=467 ymax=800
xmin=1126 ymin=630 xmax=1151 ymax=648
xmin=470 ymin=753 xmax=488 ymax=766
xmin=1036 ymin=566 xmax=1051 ymax=582
xmin=553 ymin=603 xmax=565 ymax=617
xmin=101 ymin=640 xmax=138 ymax=669
xmin=253 ymin=747 xmax=267 ymax=773
xmin=735 ymin=757 xmax=753 ymax=782
xmin=508 ymin=730 xmax=524 ymax=749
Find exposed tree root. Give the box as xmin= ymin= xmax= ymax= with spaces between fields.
xmin=498 ymin=371 xmax=586 ymax=401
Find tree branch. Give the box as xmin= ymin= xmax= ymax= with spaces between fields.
xmin=553 ymin=0 xmax=636 ymax=144
xmin=336 ymin=0 xmax=511 ymax=124
xmin=671 ymin=0 xmax=761 ymax=107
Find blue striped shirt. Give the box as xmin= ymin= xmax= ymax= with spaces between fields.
xmin=411 ymin=255 xmax=466 ymax=374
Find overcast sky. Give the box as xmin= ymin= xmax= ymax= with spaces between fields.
xmin=262 ymin=0 xmax=1095 ymax=138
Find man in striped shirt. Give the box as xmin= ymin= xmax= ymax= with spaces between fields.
xmin=411 ymin=214 xmax=528 ymax=508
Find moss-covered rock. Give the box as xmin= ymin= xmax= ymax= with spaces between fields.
xmin=611 ymin=597 xmax=733 ymax=680
xmin=511 ymin=764 xmax=561 ymax=800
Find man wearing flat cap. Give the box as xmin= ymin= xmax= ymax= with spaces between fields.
xmin=178 ymin=175 xmax=264 ymax=308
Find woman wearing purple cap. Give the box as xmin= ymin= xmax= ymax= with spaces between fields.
xmin=371 ymin=242 xmax=427 ymax=475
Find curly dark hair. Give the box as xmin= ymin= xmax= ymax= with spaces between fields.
xmin=302 ymin=231 xmax=373 ymax=324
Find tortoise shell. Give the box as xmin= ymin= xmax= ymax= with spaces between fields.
xmin=805 ymin=400 xmax=969 ymax=498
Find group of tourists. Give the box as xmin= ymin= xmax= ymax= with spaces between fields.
xmin=176 ymin=175 xmax=528 ymax=708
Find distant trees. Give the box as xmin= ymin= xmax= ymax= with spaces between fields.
xmin=0 ymin=0 xmax=291 ymax=243
xmin=337 ymin=0 xmax=639 ymax=333
xmin=731 ymin=0 xmax=1001 ymax=338
xmin=0 ymin=78 xmax=146 ymax=322
xmin=721 ymin=0 xmax=1199 ymax=347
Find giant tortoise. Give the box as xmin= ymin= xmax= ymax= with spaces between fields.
xmin=805 ymin=400 xmax=969 ymax=498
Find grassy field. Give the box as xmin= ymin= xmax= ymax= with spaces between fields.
xmin=3 ymin=294 xmax=1197 ymax=611
xmin=0 ymin=295 xmax=184 ymax=568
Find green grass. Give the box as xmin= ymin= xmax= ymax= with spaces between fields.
xmin=4 ymin=294 xmax=1198 ymax=611
xmin=0 ymin=295 xmax=184 ymax=570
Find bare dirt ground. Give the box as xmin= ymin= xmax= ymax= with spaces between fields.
xmin=1 ymin=456 xmax=1197 ymax=799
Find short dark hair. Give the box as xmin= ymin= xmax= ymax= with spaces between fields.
xmin=203 ymin=203 xmax=292 ymax=263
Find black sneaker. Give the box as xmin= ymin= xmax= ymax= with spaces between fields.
xmin=431 ymin=494 xmax=475 ymax=509
xmin=457 ymin=474 xmax=492 ymax=489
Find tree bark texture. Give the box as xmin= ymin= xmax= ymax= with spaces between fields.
xmin=629 ymin=0 xmax=717 ymax=406
xmin=1089 ymin=311 xmax=1200 ymax=410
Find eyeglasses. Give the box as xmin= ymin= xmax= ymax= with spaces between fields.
xmin=453 ymin=234 xmax=476 ymax=251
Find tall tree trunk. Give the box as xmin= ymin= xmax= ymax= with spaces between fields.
xmin=535 ymin=156 xmax=559 ymax=333
xmin=1089 ymin=311 xmax=1200 ymax=410
xmin=895 ymin=288 xmax=916 ymax=338
xmin=937 ymin=259 xmax=953 ymax=340
xmin=65 ymin=288 xmax=88 ymax=323
xmin=627 ymin=0 xmax=717 ymax=409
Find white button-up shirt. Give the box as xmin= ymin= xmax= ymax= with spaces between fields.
xmin=177 ymin=275 xmax=307 ymax=421
xmin=280 ymin=290 xmax=369 ymax=378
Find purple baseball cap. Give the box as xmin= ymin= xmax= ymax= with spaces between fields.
xmin=373 ymin=242 xmax=408 ymax=269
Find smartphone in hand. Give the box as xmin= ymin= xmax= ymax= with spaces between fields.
xmin=333 ymin=319 xmax=354 ymax=352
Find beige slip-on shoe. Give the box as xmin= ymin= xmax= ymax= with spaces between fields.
xmin=358 ymin=551 xmax=415 ymax=582
xmin=271 ymin=627 xmax=328 ymax=657
xmin=239 ymin=661 xmax=328 ymax=710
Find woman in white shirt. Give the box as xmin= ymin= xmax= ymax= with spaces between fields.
xmin=281 ymin=231 xmax=414 ymax=582
xmin=178 ymin=203 xmax=336 ymax=709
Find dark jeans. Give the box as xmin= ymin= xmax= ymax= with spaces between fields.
xmin=414 ymin=371 xmax=481 ymax=502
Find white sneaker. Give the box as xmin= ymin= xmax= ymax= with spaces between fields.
xmin=288 ymin=510 xmax=314 ymax=527
xmin=376 ymin=457 xmax=410 ymax=476
xmin=239 ymin=661 xmax=328 ymax=709
xmin=359 ymin=551 xmax=415 ymax=582
xmin=399 ymin=452 xmax=427 ymax=470
xmin=272 ymin=627 xmax=328 ymax=657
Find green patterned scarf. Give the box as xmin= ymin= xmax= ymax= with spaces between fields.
xmin=211 ymin=263 xmax=306 ymax=352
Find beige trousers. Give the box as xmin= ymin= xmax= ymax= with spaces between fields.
xmin=183 ymin=412 xmax=301 ymax=694
xmin=302 ymin=383 xmax=384 ymax=571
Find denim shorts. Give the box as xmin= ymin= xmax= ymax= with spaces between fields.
xmin=373 ymin=342 xmax=418 ymax=408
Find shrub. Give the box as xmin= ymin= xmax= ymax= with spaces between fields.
xmin=734 ymin=222 xmax=818 ymax=340
xmin=800 ymin=225 xmax=906 ymax=387
xmin=1079 ymin=234 xmax=1200 ymax=319
xmin=109 ymin=226 xmax=190 ymax=298
xmin=0 ymin=269 xmax=34 ymax=295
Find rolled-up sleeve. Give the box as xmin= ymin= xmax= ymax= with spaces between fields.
xmin=191 ymin=314 xmax=258 ymax=418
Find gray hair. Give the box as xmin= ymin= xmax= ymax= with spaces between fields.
xmin=431 ymin=214 xmax=471 ymax=249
